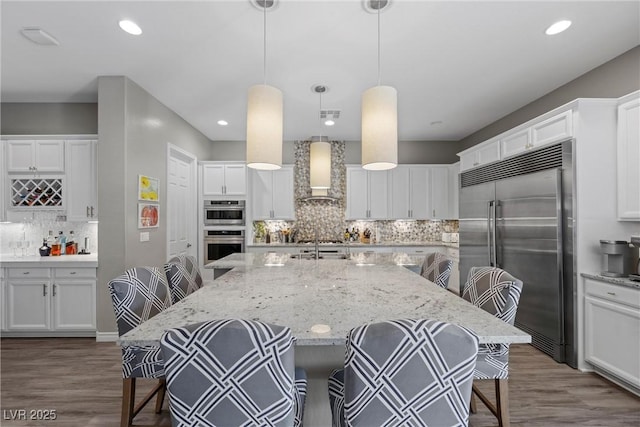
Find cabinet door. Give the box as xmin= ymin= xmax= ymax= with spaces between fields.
xmin=224 ymin=164 xmax=247 ymax=195
xmin=476 ymin=141 xmax=501 ymax=167
xmin=449 ymin=163 xmax=460 ymax=219
xmin=368 ymin=170 xmax=389 ymax=219
xmin=66 ymin=140 xmax=97 ymax=221
xmin=389 ymin=166 xmax=411 ymax=219
xmin=346 ymin=168 xmax=368 ymax=219
xmin=0 ymin=142 xmax=5 ymax=222
xmin=7 ymin=140 xmax=35 ymax=172
xmin=251 ymin=170 xmax=273 ymax=219
xmin=430 ymin=167 xmax=449 ymax=219
xmin=585 ymin=294 xmax=640 ymax=387
xmin=202 ymin=164 xmax=225 ymax=195
xmin=35 ymin=140 xmax=65 ymax=172
xmin=531 ymin=110 xmax=573 ymax=148
xmin=0 ymin=274 xmax=5 ymax=331
xmin=52 ymin=281 xmax=96 ymax=331
xmin=617 ymin=97 xmax=640 ymax=220
xmin=410 ymin=167 xmax=429 ymax=219
xmin=272 ymin=167 xmax=294 ymax=219
xmin=459 ymin=151 xmax=476 ymax=172
xmin=6 ymin=281 xmax=51 ymax=331
xmin=501 ymin=128 xmax=531 ymax=159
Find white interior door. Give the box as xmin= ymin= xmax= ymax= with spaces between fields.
xmin=167 ymin=144 xmax=197 ymax=261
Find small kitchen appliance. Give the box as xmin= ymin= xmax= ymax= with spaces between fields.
xmin=599 ymin=240 xmax=638 ymax=278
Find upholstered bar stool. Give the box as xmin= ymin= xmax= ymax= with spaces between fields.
xmin=328 ymin=319 xmax=478 ymax=427
xmin=108 ymin=267 xmax=173 ymax=427
xmin=462 ymin=266 xmax=524 ymax=427
xmin=163 ymin=255 xmax=204 ymax=304
xmin=420 ymin=251 xmax=454 ymax=289
xmin=160 ymin=319 xmax=308 ymax=427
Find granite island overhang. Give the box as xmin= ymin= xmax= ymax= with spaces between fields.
xmin=119 ymin=252 xmax=530 ymax=347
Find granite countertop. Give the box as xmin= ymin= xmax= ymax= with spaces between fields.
xmin=0 ymin=253 xmax=98 ymax=268
xmin=120 ymin=252 xmax=530 ymax=347
xmin=249 ymin=241 xmax=459 ymax=249
xmin=581 ymin=272 xmax=640 ymax=289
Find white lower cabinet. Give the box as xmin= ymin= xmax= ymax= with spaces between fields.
xmin=584 ymin=278 xmax=640 ymax=392
xmin=5 ymin=267 xmax=96 ymax=335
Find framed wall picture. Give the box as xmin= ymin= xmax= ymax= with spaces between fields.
xmin=138 ymin=203 xmax=159 ymax=228
xmin=138 ymin=175 xmax=159 ymax=201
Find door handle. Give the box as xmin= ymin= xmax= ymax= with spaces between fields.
xmin=187 ymin=243 xmax=192 ymax=248
xmin=492 ymin=201 xmax=498 ymax=267
xmin=487 ymin=201 xmax=493 ymax=266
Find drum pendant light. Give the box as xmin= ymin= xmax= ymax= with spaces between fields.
xmin=246 ymin=0 xmax=282 ymax=170
xmin=310 ymin=86 xmax=331 ymax=195
xmin=361 ymin=0 xmax=397 ymax=171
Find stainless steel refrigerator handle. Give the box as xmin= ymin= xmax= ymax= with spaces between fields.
xmin=493 ymin=200 xmax=499 ymax=268
xmin=487 ymin=201 xmax=494 ymax=266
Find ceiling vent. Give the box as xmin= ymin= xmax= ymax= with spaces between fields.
xmin=320 ymin=110 xmax=341 ymax=120
xmin=20 ymin=27 xmax=60 ymax=46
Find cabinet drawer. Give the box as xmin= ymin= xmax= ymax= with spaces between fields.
xmin=54 ymin=268 xmax=96 ymax=279
xmin=8 ymin=268 xmax=50 ymax=279
xmin=585 ymin=278 xmax=640 ymax=309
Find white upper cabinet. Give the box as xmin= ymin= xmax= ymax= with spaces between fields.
xmin=389 ymin=166 xmax=429 ymax=219
xmin=531 ymin=110 xmax=573 ymax=147
xmin=390 ymin=166 xmax=450 ymax=220
xmin=448 ymin=162 xmax=460 ymax=219
xmin=250 ymin=166 xmax=294 ymax=220
xmin=459 ymin=140 xmax=500 ymax=172
xmin=65 ymin=140 xmax=97 ymax=221
xmin=616 ymin=93 xmax=640 ymax=221
xmin=430 ymin=166 xmax=450 ymax=219
xmin=7 ymin=140 xmax=65 ymax=173
xmin=202 ymin=162 xmax=246 ymax=196
xmin=346 ymin=167 xmax=388 ymax=220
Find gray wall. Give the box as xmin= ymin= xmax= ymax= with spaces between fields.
xmin=210 ymin=139 xmax=459 ymax=164
xmin=1 ymin=103 xmax=97 ymax=135
xmin=459 ymin=46 xmax=640 ymax=151
xmin=96 ymin=76 xmax=211 ymax=333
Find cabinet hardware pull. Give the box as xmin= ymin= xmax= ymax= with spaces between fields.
xmin=86 ymin=206 xmax=90 ymax=217
xmin=43 ymin=284 xmax=47 ymax=296
xmin=53 ymin=284 xmax=57 ymax=296
xmin=23 ymin=271 xmax=30 ymax=275
xmin=70 ymin=271 xmax=76 ymax=275
xmin=90 ymin=206 xmax=95 ymax=217
xmin=606 ymin=292 xmax=616 ymax=296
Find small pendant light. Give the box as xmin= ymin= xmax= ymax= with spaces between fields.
xmin=361 ymin=0 xmax=397 ymax=171
xmin=310 ymin=85 xmax=331 ymax=195
xmin=246 ymin=0 xmax=282 ymax=170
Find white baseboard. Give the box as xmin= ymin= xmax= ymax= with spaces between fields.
xmin=95 ymin=331 xmax=119 ymax=342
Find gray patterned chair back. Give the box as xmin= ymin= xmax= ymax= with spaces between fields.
xmin=108 ymin=266 xmax=172 ymax=379
xmin=163 ymin=255 xmax=204 ymax=304
xmin=420 ymin=252 xmax=454 ymax=289
xmin=461 ymin=266 xmax=524 ymax=380
xmin=329 ymin=319 xmax=478 ymax=427
xmin=160 ymin=319 xmax=307 ymax=427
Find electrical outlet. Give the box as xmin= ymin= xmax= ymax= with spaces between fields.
xmin=140 ymin=232 xmax=150 ymax=242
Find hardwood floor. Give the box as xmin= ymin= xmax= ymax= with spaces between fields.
xmin=1 ymin=338 xmax=638 ymax=426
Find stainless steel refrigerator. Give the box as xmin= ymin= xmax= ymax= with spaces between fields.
xmin=459 ymin=141 xmax=576 ymax=367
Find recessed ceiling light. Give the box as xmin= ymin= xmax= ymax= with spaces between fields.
xmin=324 ymin=120 xmax=335 ymax=126
xmin=217 ymin=120 xmax=228 ymax=126
xmin=119 ymin=20 xmax=142 ymax=35
xmin=545 ymin=20 xmax=572 ymax=35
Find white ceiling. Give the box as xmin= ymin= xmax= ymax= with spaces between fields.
xmin=1 ymin=1 xmax=639 ymax=142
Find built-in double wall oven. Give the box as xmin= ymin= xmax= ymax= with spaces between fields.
xmin=202 ymin=200 xmax=246 ymax=265
xmin=203 ymin=229 xmax=245 ymax=265
xmin=203 ymin=200 xmax=246 ymax=226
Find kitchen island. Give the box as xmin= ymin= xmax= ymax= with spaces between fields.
xmin=119 ymin=252 xmax=530 ymax=426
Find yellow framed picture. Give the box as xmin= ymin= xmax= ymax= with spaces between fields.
xmin=138 ymin=175 xmax=159 ymax=201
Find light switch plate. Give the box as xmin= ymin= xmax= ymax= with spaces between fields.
xmin=140 ymin=232 xmax=150 ymax=242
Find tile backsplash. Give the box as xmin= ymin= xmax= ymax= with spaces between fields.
xmin=0 ymin=211 xmax=98 ymax=256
